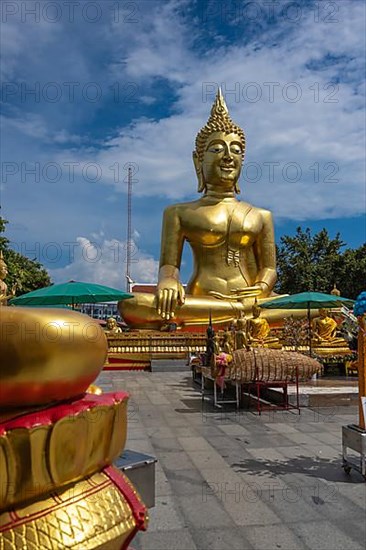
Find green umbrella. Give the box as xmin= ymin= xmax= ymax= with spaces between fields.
xmin=10 ymin=280 xmax=133 ymax=309
xmin=260 ymin=291 xmax=355 ymax=354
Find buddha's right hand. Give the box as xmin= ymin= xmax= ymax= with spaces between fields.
xmin=156 ymin=277 xmax=185 ymax=320
xmin=209 ymin=285 xmax=263 ymax=300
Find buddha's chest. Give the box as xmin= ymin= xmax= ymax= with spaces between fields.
xmin=182 ymin=204 xmax=260 ymax=247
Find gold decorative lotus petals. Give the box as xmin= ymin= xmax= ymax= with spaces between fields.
xmin=0 ymin=395 xmax=128 ymax=511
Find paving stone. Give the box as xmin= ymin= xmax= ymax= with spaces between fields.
xmin=146 ymin=496 xmax=185 ymax=532
xmin=282 ymin=431 xmax=323 ymax=446
xmin=158 ymin=450 xmax=197 ymax=471
xmin=335 ymin=479 xmax=366 ymax=508
xmin=190 ymin=424 xmax=220 ymax=435
xmin=126 ymin=439 xmax=155 ymax=454
xmin=173 ymin=427 xmax=200 ymax=437
xmin=310 ymin=431 xmax=343 ymax=447
xmin=265 ymin=422 xmax=301 ymax=433
xmin=162 ymin=415 xmax=191 ymax=428
xmin=186 ymin=449 xmax=229 ymax=470
xmin=135 ymin=529 xmax=197 ymax=550
xmin=263 ymin=487 xmax=321 ymax=522
xmin=291 ymin=520 xmax=365 ymax=550
xmin=242 ymin=523 xmax=308 ymax=550
xmin=205 ymin=434 xmax=248 ymax=452
xmin=242 ymin=433 xmax=295 ymax=449
xmin=177 ymin=494 xmax=235 ymax=528
xmin=178 ymin=436 xmax=216 ymax=452
xmin=125 ymin=428 xmax=148 ymax=440
xmin=191 ymin=526 xmax=254 ymax=549
xmin=164 ymin=468 xmax=206 ymax=496
xmin=295 ymin=422 xmax=328 ymax=434
xmin=298 ymin=484 xmax=366 ymax=521
xmin=146 ymin=427 xmax=176 ymax=439
xmin=219 ymin=423 xmax=251 ymax=436
xmin=337 ymin=516 xmax=366 ymax=548
xmin=151 ymin=437 xmax=184 ymax=452
xmin=197 ymin=467 xmax=282 ymax=526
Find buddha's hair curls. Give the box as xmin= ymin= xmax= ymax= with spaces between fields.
xmin=195 ymin=89 xmax=246 ymax=163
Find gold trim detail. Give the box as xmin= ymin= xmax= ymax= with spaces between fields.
xmin=0 ymin=472 xmax=143 ymax=550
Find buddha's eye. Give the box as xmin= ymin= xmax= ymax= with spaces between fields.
xmin=208 ymin=145 xmax=224 ymax=154
xmin=230 ymin=145 xmax=242 ymax=155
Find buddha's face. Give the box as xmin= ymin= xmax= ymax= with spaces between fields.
xmin=252 ymin=306 xmax=261 ymax=318
xmin=107 ymin=318 xmax=116 ymax=329
xmin=202 ymin=132 xmax=243 ymax=189
xmin=0 ymin=262 xmax=8 ymax=279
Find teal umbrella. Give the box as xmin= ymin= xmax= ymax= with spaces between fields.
xmin=10 ymin=280 xmax=133 ymax=309
xmin=260 ymin=291 xmax=355 ymax=354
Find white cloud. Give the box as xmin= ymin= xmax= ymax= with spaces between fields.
xmin=49 ymin=237 xmax=159 ymax=287
xmin=49 ymin=1 xmax=365 ymax=220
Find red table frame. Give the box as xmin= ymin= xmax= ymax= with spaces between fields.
xmin=242 ymin=366 xmax=300 ymax=415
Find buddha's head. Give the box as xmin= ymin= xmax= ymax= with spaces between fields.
xmin=223 ymin=329 xmax=233 ymax=342
xmin=0 ymin=252 xmax=8 ymax=280
xmin=319 ymin=308 xmax=329 ymax=319
xmin=252 ymin=305 xmax=261 ymax=318
xmin=106 ymin=317 xmax=117 ymax=330
xmin=237 ymin=318 xmax=246 ymax=330
xmin=193 ymin=89 xmax=246 ymax=194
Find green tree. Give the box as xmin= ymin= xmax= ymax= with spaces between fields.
xmin=275 ymin=227 xmax=344 ymax=295
xmin=0 ymin=217 xmax=51 ymax=295
xmin=337 ymin=244 xmax=366 ymax=300
xmin=275 ymin=227 xmax=365 ymax=299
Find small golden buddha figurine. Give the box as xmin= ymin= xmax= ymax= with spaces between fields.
xmin=0 ymin=252 xmax=16 ymax=305
xmin=311 ymin=308 xmax=347 ymax=347
xmin=330 ymin=283 xmax=341 ymax=296
xmin=222 ymin=330 xmax=234 ymax=354
xmin=247 ymin=304 xmax=279 ymax=347
xmin=120 ymin=89 xmax=280 ymax=329
xmin=105 ymin=316 xmax=122 ymax=336
xmin=213 ymin=333 xmax=221 ymax=355
xmin=235 ymin=316 xmax=248 ymax=350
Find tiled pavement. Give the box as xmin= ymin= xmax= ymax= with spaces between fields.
xmin=97 ymin=370 xmax=366 ymax=550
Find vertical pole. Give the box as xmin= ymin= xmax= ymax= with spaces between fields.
xmin=307 ymin=305 xmax=312 ymax=356
xmin=126 ymin=165 xmax=132 ymax=291
xmin=358 ymin=316 xmax=366 ymax=430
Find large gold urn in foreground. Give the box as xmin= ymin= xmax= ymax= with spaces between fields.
xmin=0 ymin=307 xmax=148 ymax=549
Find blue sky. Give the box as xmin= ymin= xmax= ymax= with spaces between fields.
xmin=1 ymin=0 xmax=365 ymax=289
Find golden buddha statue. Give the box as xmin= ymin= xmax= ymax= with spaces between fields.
xmin=120 ymin=90 xmax=280 ymax=329
xmin=247 ymin=304 xmax=280 ymax=347
xmin=0 ymin=252 xmax=16 ymax=305
xmin=213 ymin=333 xmax=221 ymax=355
xmin=235 ymin=316 xmax=248 ymax=350
xmin=222 ymin=329 xmax=234 ymax=355
xmin=311 ymin=308 xmax=348 ymax=348
xmin=330 ymin=283 xmax=341 ymax=296
xmin=105 ymin=316 xmax=122 ymax=335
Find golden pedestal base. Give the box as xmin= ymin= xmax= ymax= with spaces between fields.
xmin=0 ymin=469 xmax=148 ymax=550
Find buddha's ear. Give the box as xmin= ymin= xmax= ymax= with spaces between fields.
xmin=193 ymin=151 xmax=205 ymax=193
